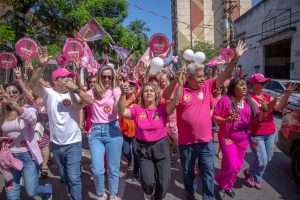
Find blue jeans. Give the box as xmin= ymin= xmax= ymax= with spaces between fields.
xmin=52 ymin=142 xmax=82 ymax=200
xmin=179 ymin=142 xmax=215 ymax=200
xmin=89 ymin=121 xmax=123 ymax=196
xmin=6 ymin=151 xmax=52 ymax=200
xmin=249 ymin=134 xmax=275 ymax=182
xmin=122 ymin=136 xmax=139 ymax=174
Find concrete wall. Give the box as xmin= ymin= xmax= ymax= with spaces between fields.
xmin=234 ymin=0 xmax=300 ymax=79
xmin=172 ymin=0 xmax=252 ymax=53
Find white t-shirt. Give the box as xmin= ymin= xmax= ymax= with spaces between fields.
xmin=42 ymin=87 xmax=82 ymax=145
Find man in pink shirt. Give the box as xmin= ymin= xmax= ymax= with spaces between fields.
xmin=165 ymin=41 xmax=247 ymax=200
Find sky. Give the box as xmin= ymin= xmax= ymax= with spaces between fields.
xmin=123 ymin=0 xmax=262 ymax=41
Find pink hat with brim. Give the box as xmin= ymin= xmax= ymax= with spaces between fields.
xmin=52 ymin=68 xmax=75 ymax=81
xmin=248 ymin=73 xmax=271 ymax=84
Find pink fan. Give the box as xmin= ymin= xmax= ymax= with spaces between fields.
xmin=15 ymin=37 xmax=39 ymax=60
xmin=0 ymin=52 xmax=17 ymax=69
xmin=62 ymin=38 xmax=84 ymax=62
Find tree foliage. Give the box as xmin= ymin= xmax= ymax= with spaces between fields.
xmin=0 ymin=0 xmax=149 ymax=60
xmin=192 ymin=41 xmax=219 ymax=60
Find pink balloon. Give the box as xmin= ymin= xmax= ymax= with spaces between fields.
xmin=62 ymin=38 xmax=84 ymax=62
xmin=15 ymin=37 xmax=39 ymax=60
xmin=220 ymin=48 xmax=235 ymax=62
xmin=0 ymin=52 xmax=17 ymax=69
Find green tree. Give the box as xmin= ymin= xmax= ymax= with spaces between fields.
xmin=0 ymin=0 xmax=148 ymax=60
xmin=191 ymin=41 xmax=219 ymax=60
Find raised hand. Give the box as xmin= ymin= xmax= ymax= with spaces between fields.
xmin=14 ymin=67 xmax=22 ymax=80
xmin=234 ymin=40 xmax=248 ymax=58
xmin=286 ymin=83 xmax=298 ymax=94
xmin=64 ymin=79 xmax=79 ymax=91
xmin=176 ymin=68 xmax=186 ymax=86
xmin=120 ymin=82 xmax=130 ymax=95
xmin=24 ymin=60 xmax=34 ymax=71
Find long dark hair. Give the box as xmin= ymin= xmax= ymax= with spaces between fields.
xmin=227 ymin=78 xmax=257 ymax=118
xmin=227 ymin=78 xmax=245 ymax=97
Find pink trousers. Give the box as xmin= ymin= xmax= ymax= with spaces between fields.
xmin=215 ymin=135 xmax=249 ymax=190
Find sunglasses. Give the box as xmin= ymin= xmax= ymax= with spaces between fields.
xmin=9 ymin=90 xmax=19 ymax=94
xmin=101 ymin=75 xmax=112 ymax=80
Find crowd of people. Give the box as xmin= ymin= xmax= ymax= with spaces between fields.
xmin=0 ymin=40 xmax=297 ymax=200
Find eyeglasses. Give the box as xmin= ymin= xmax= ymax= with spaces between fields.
xmin=101 ymin=75 xmax=112 ymax=80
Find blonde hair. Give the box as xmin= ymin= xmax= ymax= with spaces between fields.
xmin=96 ymin=65 xmax=117 ymax=88
xmin=140 ymin=83 xmax=161 ymax=107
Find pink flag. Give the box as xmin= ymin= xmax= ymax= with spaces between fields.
xmin=80 ymin=42 xmax=100 ymax=74
xmin=139 ymin=47 xmax=152 ymax=67
xmin=76 ymin=19 xmax=108 ymax=42
xmin=206 ymin=55 xmax=226 ymax=67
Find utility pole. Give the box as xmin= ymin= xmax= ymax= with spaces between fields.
xmin=224 ymin=0 xmax=239 ymax=47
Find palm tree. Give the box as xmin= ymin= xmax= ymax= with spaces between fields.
xmin=127 ymin=19 xmax=150 ymax=39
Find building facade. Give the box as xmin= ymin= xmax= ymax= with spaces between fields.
xmin=171 ymin=0 xmax=251 ymax=54
xmin=234 ymin=0 xmax=300 ymax=80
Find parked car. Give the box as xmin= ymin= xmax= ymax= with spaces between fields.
xmin=277 ymin=109 xmax=300 ymax=185
xmin=263 ymin=79 xmax=300 ymax=111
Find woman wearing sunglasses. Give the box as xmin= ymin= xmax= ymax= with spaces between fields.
xmin=86 ymin=65 xmax=123 ymax=200
xmin=0 ymin=83 xmax=52 ymax=200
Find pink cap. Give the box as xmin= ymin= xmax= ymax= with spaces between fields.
xmin=248 ymin=73 xmax=271 ymax=84
xmin=52 ymin=68 xmax=75 ymax=81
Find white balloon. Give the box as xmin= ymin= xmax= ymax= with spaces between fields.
xmin=183 ymin=49 xmax=194 ymax=61
xmin=149 ymin=57 xmax=164 ymax=74
xmin=193 ymin=51 xmax=206 ymax=64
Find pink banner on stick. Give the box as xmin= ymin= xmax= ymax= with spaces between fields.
xmin=62 ymin=38 xmax=84 ymax=62
xmin=15 ymin=37 xmax=39 ymax=60
xmin=0 ymin=52 xmax=17 ymax=69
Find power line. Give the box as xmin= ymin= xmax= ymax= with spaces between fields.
xmin=128 ymin=2 xmax=214 ymax=30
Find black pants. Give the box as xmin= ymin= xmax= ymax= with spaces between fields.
xmin=136 ymin=137 xmax=171 ymax=200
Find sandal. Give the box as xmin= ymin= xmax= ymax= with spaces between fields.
xmin=40 ymin=168 xmax=49 ymax=178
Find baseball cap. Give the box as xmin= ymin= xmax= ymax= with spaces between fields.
xmin=248 ymin=73 xmax=271 ymax=84
xmin=51 ymin=68 xmax=75 ymax=81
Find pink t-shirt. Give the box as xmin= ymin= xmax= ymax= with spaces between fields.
xmin=130 ymin=104 xmax=168 ymax=142
xmin=249 ymin=93 xmax=276 ymax=135
xmin=176 ymin=79 xmax=215 ymax=145
xmin=214 ymin=96 xmax=252 ymax=143
xmin=87 ymin=87 xmax=121 ymax=124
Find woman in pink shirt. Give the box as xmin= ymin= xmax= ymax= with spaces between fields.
xmin=0 ymin=83 xmax=52 ymax=200
xmin=214 ymin=78 xmax=253 ymax=198
xmin=244 ymin=73 xmax=296 ymax=189
xmin=87 ymin=65 xmax=123 ymax=200
xmin=118 ymin=72 xmax=183 ymax=200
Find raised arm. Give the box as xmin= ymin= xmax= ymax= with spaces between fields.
xmin=118 ymin=83 xmax=132 ymax=119
xmin=274 ymin=83 xmax=298 ymax=112
xmin=166 ymin=70 xmax=184 ymax=115
xmin=65 ymin=79 xmax=93 ymax=108
xmin=216 ymin=40 xmax=248 ymax=88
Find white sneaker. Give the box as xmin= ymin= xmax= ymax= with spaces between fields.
xmin=110 ymin=195 xmax=121 ymax=200
xmin=144 ymin=193 xmax=152 ymax=200
xmin=97 ymin=193 xmax=108 ymax=200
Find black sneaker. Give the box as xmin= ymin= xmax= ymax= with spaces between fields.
xmin=218 ymin=188 xmax=226 ymax=200
xmin=225 ymin=189 xmax=236 ymax=198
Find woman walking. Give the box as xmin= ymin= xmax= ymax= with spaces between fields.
xmin=118 ymin=71 xmax=183 ymax=200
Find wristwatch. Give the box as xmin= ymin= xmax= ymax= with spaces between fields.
xmin=72 ymin=88 xmax=81 ymax=94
